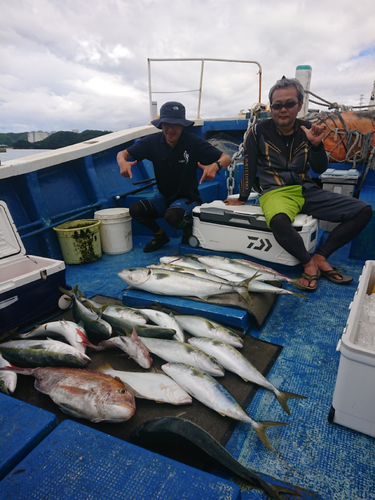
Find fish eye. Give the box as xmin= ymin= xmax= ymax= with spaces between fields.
xmin=119 ymin=389 xmax=126 ymax=394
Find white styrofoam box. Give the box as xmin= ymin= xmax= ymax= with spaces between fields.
xmin=0 ymin=201 xmax=66 ymax=332
xmin=191 ymin=201 xmax=318 ymax=266
xmin=331 ymin=260 xmax=375 ymax=437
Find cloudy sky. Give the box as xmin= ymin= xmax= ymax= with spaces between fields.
xmin=1 ymin=0 xmax=374 ymax=134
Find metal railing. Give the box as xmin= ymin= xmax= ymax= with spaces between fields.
xmin=147 ymin=58 xmax=262 ymax=121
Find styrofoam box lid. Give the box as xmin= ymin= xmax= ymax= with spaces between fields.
xmin=320 ymin=168 xmax=360 ymax=181
xmin=193 ymin=200 xmax=316 ymax=228
xmin=0 ymin=201 xmax=26 ymax=261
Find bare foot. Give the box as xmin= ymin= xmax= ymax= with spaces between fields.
xmin=312 ymin=254 xmax=343 ymax=281
xmin=300 ymin=260 xmax=320 ymax=289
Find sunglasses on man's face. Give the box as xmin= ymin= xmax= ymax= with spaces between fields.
xmin=271 ymin=101 xmax=300 ymax=111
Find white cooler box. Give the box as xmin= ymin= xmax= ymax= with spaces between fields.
xmin=330 ymin=260 xmax=375 ymax=437
xmin=191 ymin=201 xmax=318 ymax=266
xmin=0 ymin=201 xmax=67 ymax=333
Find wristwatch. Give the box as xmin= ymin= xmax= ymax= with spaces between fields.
xmin=215 ymin=161 xmax=223 ymax=171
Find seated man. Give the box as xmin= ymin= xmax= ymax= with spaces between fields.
xmin=224 ymin=77 xmax=372 ymax=291
xmin=117 ymin=101 xmax=231 ymax=252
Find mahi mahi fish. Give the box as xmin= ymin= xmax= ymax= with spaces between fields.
xmin=97 ymin=362 xmax=192 ymax=405
xmin=138 ymin=337 xmax=225 ymax=377
xmin=14 ymin=320 xmax=96 ymax=353
xmin=174 ymin=315 xmax=243 ymax=348
xmin=188 ymin=337 xmax=306 ymax=415
xmin=8 ymin=366 xmax=136 ymax=423
xmin=0 ymin=339 xmax=91 ymax=368
xmin=118 ymin=267 xmax=254 ymax=307
xmin=161 ymin=363 xmax=288 ymax=451
xmin=96 ymin=327 xmax=153 ymax=369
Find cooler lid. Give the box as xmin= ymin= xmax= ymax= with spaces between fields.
xmin=0 ymin=201 xmax=26 ymax=261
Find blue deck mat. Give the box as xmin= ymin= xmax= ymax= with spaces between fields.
xmin=0 ymin=420 xmax=241 ymax=500
xmin=0 ymin=393 xmax=57 ymax=481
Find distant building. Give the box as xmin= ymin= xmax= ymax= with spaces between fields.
xmin=28 ymin=131 xmax=51 ymax=143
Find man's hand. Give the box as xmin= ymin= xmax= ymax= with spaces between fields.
xmin=301 ymin=123 xmax=327 ymax=147
xmin=198 ymin=162 xmax=220 ymax=184
xmin=223 ymin=198 xmax=245 ymax=206
xmin=117 ymin=150 xmax=137 ymax=179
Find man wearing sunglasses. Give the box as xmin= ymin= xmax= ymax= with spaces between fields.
xmin=224 ymin=77 xmax=372 ymax=291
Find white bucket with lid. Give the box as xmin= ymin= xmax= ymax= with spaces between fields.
xmin=94 ymin=208 xmax=132 ymax=254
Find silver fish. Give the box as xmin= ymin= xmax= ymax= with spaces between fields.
xmin=147 ymin=263 xmax=226 ymax=283
xmin=162 ymin=363 xmax=288 ymax=451
xmin=208 ymin=269 xmax=306 ymax=298
xmin=8 ymin=366 xmax=136 ymax=423
xmin=0 ymin=354 xmax=17 ymax=394
xmin=174 ymin=315 xmax=243 ymax=348
xmin=78 ymin=292 xmax=148 ymax=325
xmin=138 ymin=307 xmax=185 ymax=342
xmin=118 ymin=267 xmax=254 ymax=307
xmin=97 ymin=327 xmax=153 ymax=369
xmin=159 ymin=255 xmax=209 ymax=270
xmin=138 ymin=337 xmax=225 ymax=377
xmin=188 ymin=337 xmax=306 ymax=415
xmin=0 ymin=339 xmax=91 ymax=368
xmin=15 ymin=320 xmax=95 ymax=353
xmin=197 ymin=255 xmax=259 ymax=279
xmin=97 ymin=362 xmax=192 ymax=405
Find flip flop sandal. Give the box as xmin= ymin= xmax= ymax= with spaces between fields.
xmin=320 ymin=268 xmax=353 ymax=285
xmin=297 ymin=270 xmax=320 ymax=292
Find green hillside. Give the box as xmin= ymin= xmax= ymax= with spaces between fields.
xmin=2 ymin=130 xmax=112 ymax=149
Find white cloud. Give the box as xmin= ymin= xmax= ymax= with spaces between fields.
xmin=1 ymin=0 xmax=374 ymax=133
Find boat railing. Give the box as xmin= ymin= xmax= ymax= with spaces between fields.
xmin=147 ymin=58 xmax=262 ymax=121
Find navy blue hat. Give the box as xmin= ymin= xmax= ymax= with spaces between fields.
xmin=151 ymin=101 xmax=194 ymax=129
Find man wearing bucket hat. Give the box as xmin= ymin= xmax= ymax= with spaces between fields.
xmin=117 ymin=101 xmax=231 ymax=252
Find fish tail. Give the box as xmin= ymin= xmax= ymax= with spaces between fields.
xmin=58 ymin=284 xmax=78 ymax=298
xmin=240 ymin=290 xmax=253 ymax=307
xmin=275 ymin=389 xmax=308 ymax=415
xmin=253 ymin=421 xmax=290 ymax=451
xmin=288 ymin=290 xmax=309 ymax=299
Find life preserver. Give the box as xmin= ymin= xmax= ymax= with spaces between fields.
xmin=315 ymin=110 xmax=375 ymax=163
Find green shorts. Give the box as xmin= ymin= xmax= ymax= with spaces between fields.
xmin=259 ymin=185 xmax=305 ymax=227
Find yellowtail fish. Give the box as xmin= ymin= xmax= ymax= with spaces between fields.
xmin=161 ymin=363 xmax=288 ymax=451
xmin=138 ymin=307 xmax=185 ymax=342
xmin=118 ymin=267 xmax=255 ymax=307
xmin=7 ymin=366 xmax=136 ymax=423
xmin=138 ymin=337 xmax=225 ymax=377
xmin=97 ymin=362 xmax=192 ymax=405
xmin=0 ymin=339 xmax=91 ymax=368
xmin=174 ymin=314 xmax=243 ymax=348
xmin=188 ymin=337 xmax=307 ymax=415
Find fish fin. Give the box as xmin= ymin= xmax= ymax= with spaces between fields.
xmin=56 ymin=385 xmax=90 ymax=396
xmin=96 ymin=362 xmax=113 ymax=372
xmin=58 ymin=402 xmax=85 ymax=418
xmin=253 ymin=421 xmax=290 ymax=451
xmin=275 ymin=390 xmax=308 ymax=415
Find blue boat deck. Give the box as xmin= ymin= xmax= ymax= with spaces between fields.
xmin=1 ymin=232 xmax=374 ymax=499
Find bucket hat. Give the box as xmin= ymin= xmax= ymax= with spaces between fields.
xmin=151 ymin=101 xmax=194 ymax=129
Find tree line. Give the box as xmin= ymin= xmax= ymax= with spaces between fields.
xmin=0 ymin=130 xmax=112 ymax=149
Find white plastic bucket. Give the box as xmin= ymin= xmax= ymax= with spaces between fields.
xmin=94 ymin=208 xmax=132 ymax=254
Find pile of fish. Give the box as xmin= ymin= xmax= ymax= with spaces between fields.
xmin=1 ymin=283 xmax=307 ymax=451
xmin=118 ymin=254 xmax=307 ymax=305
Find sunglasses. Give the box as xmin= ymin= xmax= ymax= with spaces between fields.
xmin=271 ymin=101 xmax=300 ymax=111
